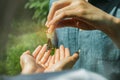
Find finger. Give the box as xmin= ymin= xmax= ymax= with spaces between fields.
xmin=40 ymin=50 xmax=51 ymax=64
xmin=45 ymin=56 xmax=52 ymax=68
xmin=71 ymin=52 xmax=79 ymax=61
xmin=46 ymin=0 xmax=70 ymax=27
xmin=32 ymin=45 xmax=42 ymax=58
xmin=23 ymin=50 xmax=30 ymax=55
xmin=57 ymin=17 xmax=96 ymax=30
xmin=38 ymin=62 xmax=46 ymax=68
xmin=53 ymin=6 xmax=73 ymax=20
xmin=20 ymin=50 xmax=31 ymax=69
xmin=65 ymin=48 xmax=70 ymax=57
xmin=49 ymin=55 xmax=55 ymax=66
xmin=60 ymin=45 xmax=65 ymax=60
xmin=55 ymin=49 xmax=60 ymax=63
xmin=50 ymin=10 xmax=74 ymax=25
xmin=47 ymin=5 xmax=72 ymax=27
xmin=20 ymin=50 xmax=31 ymax=61
xmin=47 ymin=25 xmax=56 ymax=33
xmin=48 ymin=10 xmax=74 ymax=33
xmin=55 ymin=18 xmax=77 ymax=28
xmin=36 ymin=44 xmax=47 ymax=63
xmin=47 ymin=6 xmax=73 ymax=33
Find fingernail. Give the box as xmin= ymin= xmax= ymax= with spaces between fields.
xmin=48 ymin=21 xmax=52 ymax=27
xmin=60 ymin=45 xmax=64 ymax=47
xmin=45 ymin=21 xmax=48 ymax=26
xmin=38 ymin=45 xmax=42 ymax=47
xmin=75 ymin=52 xmax=79 ymax=54
xmin=26 ymin=50 xmax=30 ymax=54
xmin=47 ymin=26 xmax=49 ymax=28
xmin=48 ymin=28 xmax=52 ymax=33
xmin=44 ymin=44 xmax=47 ymax=46
xmin=46 ymin=22 xmax=50 ymax=28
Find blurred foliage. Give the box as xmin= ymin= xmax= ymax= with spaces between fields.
xmin=0 ymin=0 xmax=50 ymax=75
xmin=25 ymin=0 xmax=49 ymax=25
xmin=5 ymin=19 xmax=47 ymax=75
xmin=0 ymin=61 xmax=6 ymax=75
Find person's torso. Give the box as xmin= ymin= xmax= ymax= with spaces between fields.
xmin=50 ymin=0 xmax=120 ymax=78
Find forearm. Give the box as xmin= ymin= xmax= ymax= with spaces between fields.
xmin=102 ymin=16 xmax=120 ymax=48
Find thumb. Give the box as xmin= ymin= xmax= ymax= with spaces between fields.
xmin=71 ymin=52 xmax=79 ymax=62
xmin=20 ymin=50 xmax=32 ymax=69
xmin=20 ymin=50 xmax=31 ymax=63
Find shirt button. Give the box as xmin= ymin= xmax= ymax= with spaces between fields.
xmin=78 ymin=49 xmax=81 ymax=53
xmin=79 ymin=29 xmax=83 ymax=31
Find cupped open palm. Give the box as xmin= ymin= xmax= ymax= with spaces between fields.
xmin=20 ymin=44 xmax=79 ymax=74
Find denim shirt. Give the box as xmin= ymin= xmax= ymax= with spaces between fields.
xmin=49 ymin=0 xmax=120 ymax=77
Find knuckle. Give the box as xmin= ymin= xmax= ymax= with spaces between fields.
xmin=69 ymin=57 xmax=74 ymax=61
xmin=61 ymin=11 xmax=66 ymax=16
xmin=36 ymin=58 xmax=39 ymax=62
xmin=47 ymin=16 xmax=50 ymax=20
xmin=52 ymin=2 xmax=58 ymax=6
xmin=20 ymin=55 xmax=23 ymax=60
xmin=20 ymin=54 xmax=25 ymax=60
xmin=44 ymin=56 xmax=47 ymax=59
xmin=78 ymin=9 xmax=86 ymax=15
xmin=55 ymin=11 xmax=59 ymax=16
xmin=55 ymin=10 xmax=61 ymax=16
xmin=75 ymin=1 xmax=86 ymax=8
xmin=78 ymin=1 xmax=86 ymax=5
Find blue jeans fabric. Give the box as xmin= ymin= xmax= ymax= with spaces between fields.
xmin=49 ymin=0 xmax=120 ymax=77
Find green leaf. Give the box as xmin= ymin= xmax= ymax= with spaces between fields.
xmin=25 ymin=0 xmax=49 ymax=23
xmin=32 ymin=10 xmax=41 ymax=19
xmin=41 ymin=1 xmax=49 ymax=9
xmin=24 ymin=3 xmax=30 ymax=9
xmin=29 ymin=3 xmax=37 ymax=9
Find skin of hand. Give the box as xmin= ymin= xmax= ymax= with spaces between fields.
xmin=20 ymin=44 xmax=79 ymax=74
xmin=46 ymin=0 xmax=120 ymax=48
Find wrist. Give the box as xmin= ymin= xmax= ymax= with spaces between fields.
xmin=102 ymin=14 xmax=120 ymax=35
xmin=113 ymin=17 xmax=120 ymax=27
xmin=110 ymin=16 xmax=120 ymax=36
xmin=105 ymin=16 xmax=120 ymax=48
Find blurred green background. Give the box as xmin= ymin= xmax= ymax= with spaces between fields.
xmin=0 ymin=0 xmax=49 ymax=75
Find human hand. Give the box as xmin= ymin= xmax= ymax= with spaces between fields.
xmin=20 ymin=44 xmax=79 ymax=74
xmin=44 ymin=45 xmax=79 ymax=72
xmin=20 ymin=44 xmax=48 ymax=74
xmin=46 ymin=0 xmax=119 ymax=34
